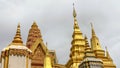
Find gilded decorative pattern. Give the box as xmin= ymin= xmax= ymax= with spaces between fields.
xmin=1 ymin=49 xmax=32 ymax=59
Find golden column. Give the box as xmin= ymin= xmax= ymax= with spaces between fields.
xmin=44 ymin=43 xmax=52 ymax=68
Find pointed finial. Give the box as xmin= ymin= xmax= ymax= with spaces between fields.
xmin=105 ymin=46 xmax=112 ymax=59
xmin=73 ymin=3 xmax=74 ymax=6
xmin=32 ymin=21 xmax=38 ymax=27
xmin=46 ymin=42 xmax=48 ymax=46
xmin=91 ymin=23 xmax=96 ymax=36
xmin=46 ymin=42 xmax=48 ymax=50
xmin=73 ymin=3 xmax=80 ymax=29
xmin=105 ymin=46 xmax=108 ymax=54
xmin=105 ymin=46 xmax=107 ymax=51
xmin=73 ymin=3 xmax=77 ymax=17
xmin=33 ymin=21 xmax=36 ymax=24
xmin=12 ymin=23 xmax=23 ymax=44
xmin=105 ymin=46 xmax=109 ymax=55
xmin=46 ymin=42 xmax=49 ymax=56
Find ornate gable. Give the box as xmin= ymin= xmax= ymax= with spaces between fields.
xmin=31 ymin=38 xmax=47 ymax=68
xmin=32 ymin=44 xmax=45 ymax=62
xmin=32 ymin=44 xmax=45 ymax=68
xmin=30 ymin=38 xmax=47 ymax=54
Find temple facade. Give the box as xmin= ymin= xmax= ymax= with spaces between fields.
xmin=0 ymin=6 xmax=116 ymax=68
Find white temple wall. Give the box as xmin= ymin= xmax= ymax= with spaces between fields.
xmin=28 ymin=58 xmax=31 ymax=68
xmin=1 ymin=58 xmax=4 ymax=68
xmin=0 ymin=62 xmax=1 ymax=68
xmin=8 ymin=55 xmax=26 ymax=68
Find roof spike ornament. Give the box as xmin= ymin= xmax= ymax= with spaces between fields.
xmin=73 ymin=3 xmax=77 ymax=18
xmin=12 ymin=23 xmax=23 ymax=44
xmin=91 ymin=23 xmax=96 ymax=36
xmin=105 ymin=46 xmax=112 ymax=60
xmin=73 ymin=3 xmax=81 ymax=31
xmin=32 ymin=21 xmax=38 ymax=28
xmin=45 ymin=42 xmax=48 ymax=56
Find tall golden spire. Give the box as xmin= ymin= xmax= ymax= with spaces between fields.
xmin=72 ymin=4 xmax=82 ymax=40
xmin=73 ymin=4 xmax=81 ymax=31
xmin=90 ymin=23 xmax=116 ymax=68
xmin=26 ymin=21 xmax=42 ymax=48
xmin=12 ymin=23 xmax=23 ymax=44
xmin=67 ymin=4 xmax=85 ymax=68
xmin=90 ymin=23 xmax=102 ymax=50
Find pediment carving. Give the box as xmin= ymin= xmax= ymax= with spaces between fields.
xmin=32 ymin=44 xmax=45 ymax=65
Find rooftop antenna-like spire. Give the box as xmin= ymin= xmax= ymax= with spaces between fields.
xmin=91 ymin=23 xmax=96 ymax=36
xmin=73 ymin=3 xmax=77 ymax=17
xmin=105 ymin=46 xmax=112 ymax=59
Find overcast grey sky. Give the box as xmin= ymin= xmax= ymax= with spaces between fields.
xmin=0 ymin=0 xmax=120 ymax=68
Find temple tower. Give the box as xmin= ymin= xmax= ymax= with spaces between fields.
xmin=66 ymin=5 xmax=85 ymax=68
xmin=26 ymin=22 xmax=57 ymax=68
xmin=26 ymin=21 xmax=43 ymax=49
xmin=26 ymin=22 xmax=46 ymax=68
xmin=1 ymin=24 xmax=32 ymax=68
xmin=90 ymin=23 xmax=116 ymax=68
xmin=90 ymin=23 xmax=105 ymax=58
xmin=91 ymin=23 xmax=103 ymax=51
